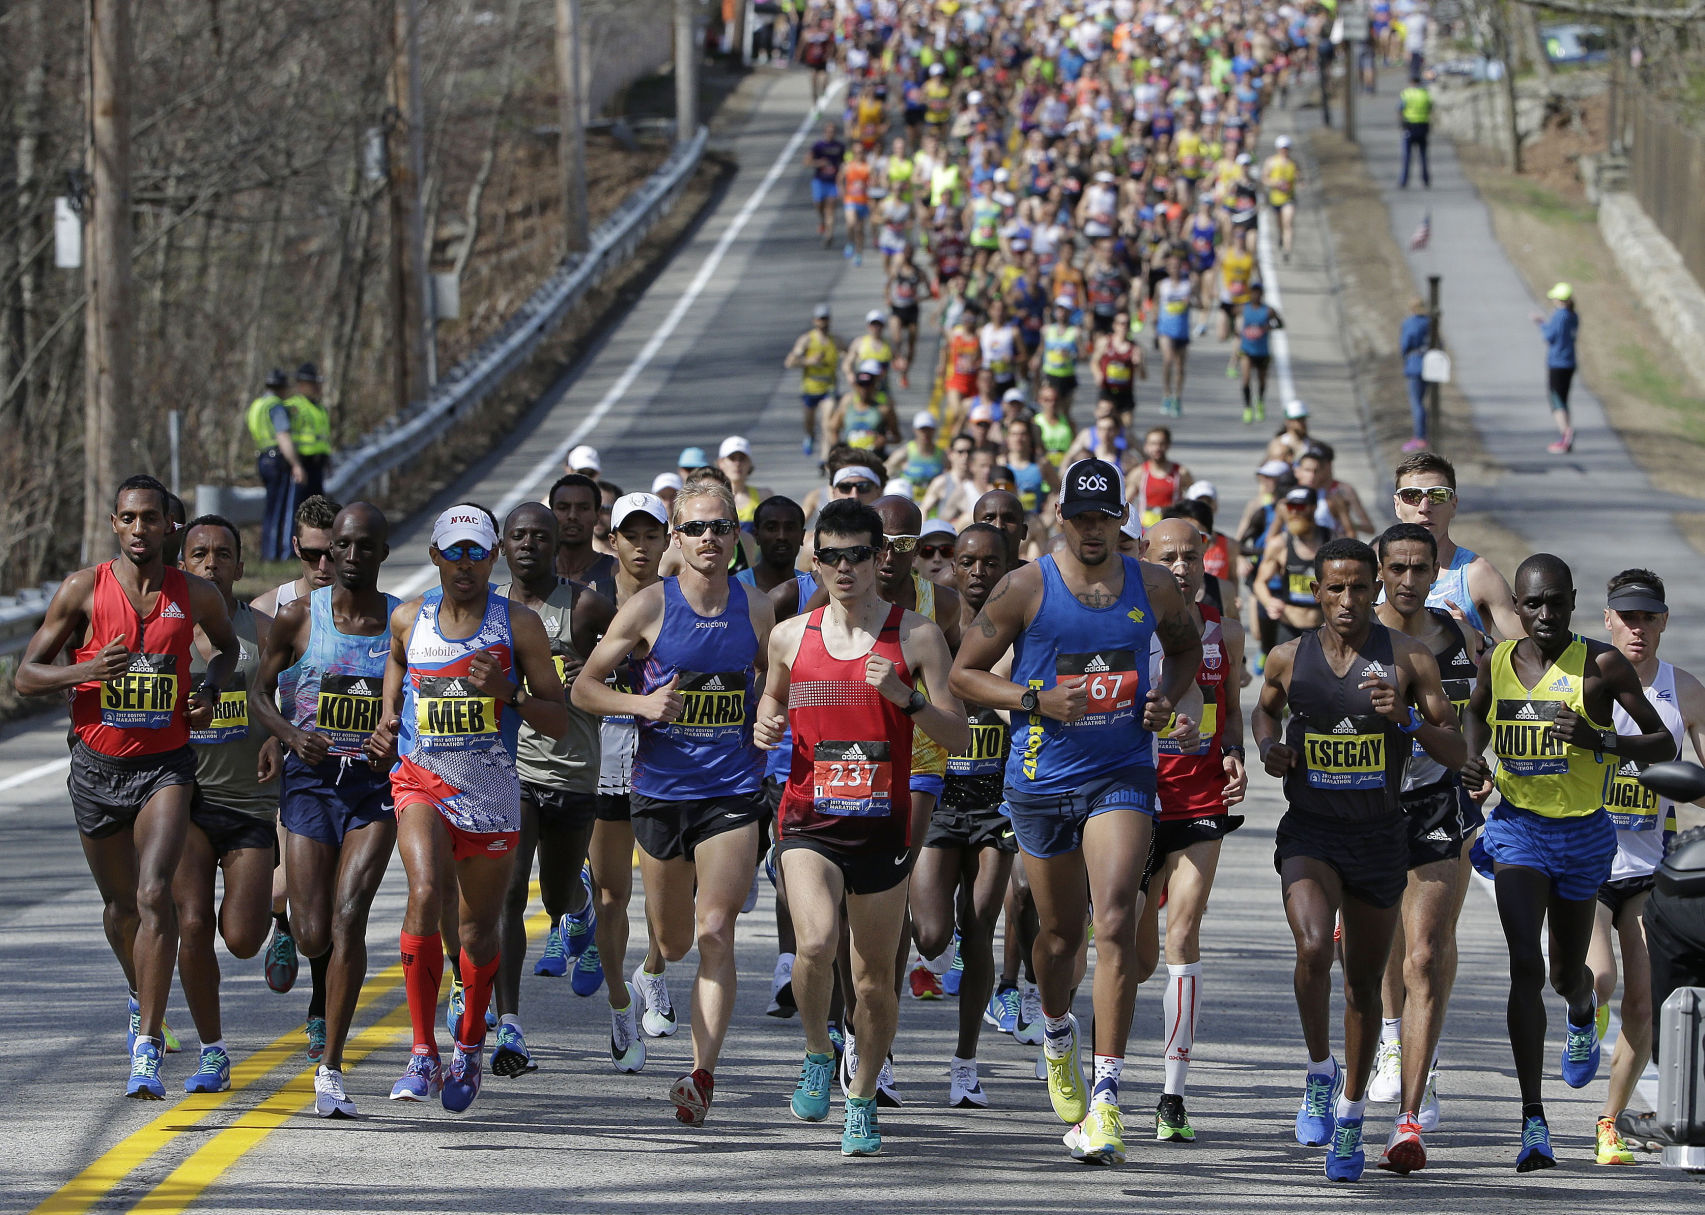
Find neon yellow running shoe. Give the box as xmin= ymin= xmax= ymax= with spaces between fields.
xmin=1596 ymin=1116 xmax=1636 ymax=1166
xmin=1043 ymin=1012 xmax=1087 ymax=1125
xmin=1064 ymin=1103 xmax=1127 ymax=1165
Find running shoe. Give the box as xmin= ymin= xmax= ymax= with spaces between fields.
xmin=1043 ymin=1013 xmax=1087 ymax=1125
xmin=1225 ymin=358 xmax=1238 ymax=379
xmin=1065 ymin=1104 xmax=1127 ymax=1165
xmin=442 ymin=1041 xmax=484 ymax=1113
xmin=1562 ymin=1011 xmax=1601 ymax=1088
xmin=1254 ymin=398 xmax=1266 ymax=421
xmin=304 ymin=1014 xmax=327 ymax=1061
xmin=389 ymin=1052 xmax=443 ymax=1101
xmin=533 ymin=918 xmax=569 ymax=976
xmin=1035 ymin=1041 xmax=1047 ymax=1081
xmin=126 ymin=1038 xmax=165 ymax=1100
xmin=949 ymin=1059 xmax=988 ymax=1109
xmin=1368 ymin=1037 xmax=1402 ymax=1103
xmin=1379 ymin=1113 xmax=1427 ymax=1174
xmin=570 ymin=943 xmax=605 ymax=997
xmin=445 ymin=977 xmax=466 ymax=1036
xmin=184 ymin=1045 xmax=231 ymax=1094
xmin=491 ymin=1022 xmax=537 ymax=1078
xmin=127 ymin=995 xmax=141 ymax=1054
xmin=1324 ymin=1116 xmax=1366 ymax=1182
xmin=1616 ymin=1109 xmax=1673 ymax=1151
xmin=1014 ymin=984 xmax=1044 ymax=1046
xmin=803 ymin=436 xmax=814 ymax=457
xmin=562 ymin=895 xmax=596 ymax=962
xmin=874 ymin=1054 xmax=904 ymax=1107
xmin=1241 ymin=404 xmax=1253 ymax=424
xmin=1418 ymin=1067 xmax=1440 ymax=1132
xmin=768 ymin=953 xmax=796 ymax=1017
xmin=633 ymin=965 xmax=677 ymax=1036
xmin=1516 ymin=1113 xmax=1556 ymax=1172
xmin=1596 ymin=1115 xmax=1636 ymax=1165
xmin=1155 ymin=1093 xmax=1195 ymax=1142
xmin=908 ymin=959 xmax=944 ymax=1000
xmin=669 ymin=1068 xmax=714 ymax=1126
xmin=314 ymin=1065 xmax=357 ymax=1118
xmin=840 ymin=1034 xmax=860 ymax=1099
xmin=161 ymin=1022 xmax=182 ymax=1053
xmin=792 ymin=1051 xmax=835 ymax=1122
xmin=611 ymin=983 xmax=646 ymax=1074
xmin=985 ymin=984 xmax=1020 ymax=1034
xmin=264 ymin=923 xmax=300 ymax=993
xmin=827 ymin=1023 xmax=845 ymax=1061
xmin=842 ymin=1095 xmax=882 ymax=1156
xmin=1295 ymin=1063 xmax=1343 ymax=1147
xmin=942 ymin=938 xmax=964 ymax=997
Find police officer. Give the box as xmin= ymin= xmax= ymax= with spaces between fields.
xmin=248 ymin=369 xmax=303 ymax=561
xmin=1398 ymin=75 xmax=1433 ymax=190
xmin=285 ymin=362 xmax=332 ymax=502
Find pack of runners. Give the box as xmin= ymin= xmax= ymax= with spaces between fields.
xmin=17 ymin=0 xmax=1702 ymax=1186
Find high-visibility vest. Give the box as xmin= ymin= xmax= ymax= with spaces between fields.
xmin=285 ymin=395 xmax=332 ymax=456
xmin=1400 ymin=86 xmax=1432 ymax=124
xmin=245 ymin=393 xmax=288 ymax=451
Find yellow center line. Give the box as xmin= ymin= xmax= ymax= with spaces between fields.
xmin=32 ymin=887 xmax=552 ymax=1215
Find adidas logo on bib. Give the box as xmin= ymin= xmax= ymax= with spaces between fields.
xmin=1548 ymin=676 xmax=1571 ymax=694
xmin=1514 ymin=703 xmax=1541 ymax=721
xmin=841 ymin=743 xmax=868 ymax=761
xmin=161 ymin=600 xmax=187 ymax=620
xmin=444 ymin=679 xmax=467 ymax=696
xmin=701 ymin=676 xmax=725 ymax=691
xmin=1332 ymin=718 xmax=1357 ymax=735
xmin=1083 ymin=654 xmax=1111 ymax=673
xmin=347 ymin=680 xmax=373 ymax=697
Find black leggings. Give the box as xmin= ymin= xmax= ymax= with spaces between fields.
xmin=1547 ymin=365 xmax=1575 ymax=412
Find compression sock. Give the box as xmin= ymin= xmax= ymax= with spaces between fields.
xmin=458 ymin=948 xmax=500 ymax=1049
xmin=400 ymin=931 xmax=444 ymax=1057
xmin=1163 ymin=962 xmax=1201 ymax=1096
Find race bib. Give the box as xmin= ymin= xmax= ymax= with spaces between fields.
xmin=947 ymin=710 xmax=1008 ymax=776
xmin=1159 ymin=692 xmax=1218 ymax=756
xmin=812 ymin=740 xmax=894 ymax=817
xmin=1287 ymin=572 xmax=1314 ymax=600
xmin=1303 ymin=714 xmax=1389 ymax=789
xmin=675 ymin=671 xmax=748 ymax=733
xmin=1418 ymin=676 xmax=1474 ymax=756
xmin=1057 ymin=650 xmax=1139 ymax=719
xmin=415 ymin=675 xmax=499 ymax=750
xmin=1106 ymin=361 xmax=1132 ymax=384
xmin=315 ymin=674 xmax=384 ymax=753
xmin=101 ymin=653 xmax=179 ymax=730
xmin=190 ymin=688 xmax=249 ymax=744
xmin=1605 ymin=758 xmax=1663 ymax=831
xmin=1493 ymin=699 xmax=1567 ymax=776
xmin=1242 ymin=322 xmax=1266 ymax=342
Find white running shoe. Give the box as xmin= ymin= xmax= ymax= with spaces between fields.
xmin=767 ymin=953 xmax=796 ymax=1018
xmin=314 ymin=1065 xmax=357 ymax=1119
xmin=1368 ymin=1037 xmax=1402 ymax=1103
xmin=1417 ymin=1067 xmax=1440 ymax=1132
xmin=840 ymin=1034 xmax=860 ymax=1100
xmin=1035 ymin=1041 xmax=1048 ymax=1081
xmin=875 ymin=1054 xmax=903 ymax=1108
xmin=633 ymin=965 xmax=678 ymax=1037
xmin=611 ymin=983 xmax=646 ymax=1073
xmin=1014 ymin=984 xmax=1044 ymax=1046
xmin=949 ymin=1059 xmax=988 ymax=1109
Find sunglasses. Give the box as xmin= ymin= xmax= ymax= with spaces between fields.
xmin=884 ymin=533 xmax=920 ymax=554
xmin=835 ymin=481 xmax=878 ymax=495
xmin=675 ymin=518 xmax=739 ymax=537
xmin=1283 ymin=500 xmax=1312 ymax=511
xmin=297 ymin=545 xmax=334 ymax=565
xmin=918 ymin=542 xmax=954 ymax=560
xmin=815 ymin=545 xmax=878 ymax=567
xmin=438 ymin=543 xmax=491 ymax=563
xmin=1395 ymin=486 xmax=1457 ymax=506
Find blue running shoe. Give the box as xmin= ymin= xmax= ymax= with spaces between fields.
xmin=842 ymin=1094 xmax=882 ymax=1156
xmin=571 ymin=943 xmax=605 ymax=998
xmin=1325 ymin=1117 xmax=1365 ymax=1181
xmin=563 ymin=902 xmax=596 ymax=962
xmin=533 ymin=919 xmax=569 ymax=976
xmin=1562 ymin=1012 xmax=1601 ymax=1088
xmin=442 ymin=1042 xmax=483 ymax=1113
xmin=305 ymin=1015 xmax=327 ymax=1061
xmin=1516 ymin=1114 xmax=1556 ymax=1172
xmin=184 ymin=1045 xmax=231 ymax=1094
xmin=827 ymin=1023 xmax=846 ymax=1061
xmin=491 ymin=1022 xmax=537 ymax=1078
xmin=942 ymin=936 xmax=964 ymax=997
xmin=1295 ymin=1064 xmax=1343 ymax=1147
xmin=985 ymin=984 xmax=1020 ymax=1034
xmin=264 ymin=922 xmax=299 ymax=993
xmin=389 ymin=1052 xmax=443 ymax=1102
xmin=445 ymin=977 xmax=465 ymax=1036
xmin=792 ymin=1051 xmax=834 ymax=1122
xmin=127 ymin=995 xmax=141 ymax=1054
xmin=802 ymin=437 xmax=815 ymax=458
xmin=127 ymin=1039 xmax=165 ymax=1100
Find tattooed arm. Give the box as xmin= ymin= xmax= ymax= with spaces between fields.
xmin=948 ymin=565 xmax=1046 ymax=713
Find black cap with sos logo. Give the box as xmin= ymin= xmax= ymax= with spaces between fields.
xmin=1059 ymin=458 xmax=1127 ymax=519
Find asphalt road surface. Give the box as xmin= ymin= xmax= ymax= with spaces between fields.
xmin=4 ymin=67 xmax=1701 ymax=1214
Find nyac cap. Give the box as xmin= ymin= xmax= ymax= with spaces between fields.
xmin=432 ymin=506 xmax=497 ymax=551
xmin=1058 ymin=458 xmax=1126 ymax=519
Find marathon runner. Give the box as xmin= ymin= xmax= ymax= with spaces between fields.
xmin=248 ymin=501 xmax=396 ymax=1116
xmin=1389 ymin=451 xmax=1523 ymax=641
xmin=1254 ymin=484 xmax=1329 ymax=655
xmin=572 ymin=481 xmax=774 ymax=1127
xmin=807 ymin=120 xmax=846 ymax=248
xmin=757 ymin=498 xmax=968 ymax=1156
xmin=15 ymin=475 xmax=239 ymax=1098
xmin=784 ymin=304 xmax=842 ymax=458
xmin=372 ymin=503 xmax=568 ymax=1114
xmin=1252 ymin=537 xmax=1464 ymax=1181
xmin=549 ymin=473 xmax=619 ymax=597
xmin=1461 ymin=554 xmax=1673 ymax=1170
xmin=951 ymin=458 xmax=1204 ymax=1166
xmin=1262 ymin=135 xmax=1298 ymax=261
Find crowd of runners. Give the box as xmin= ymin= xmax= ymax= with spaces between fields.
xmin=16 ymin=0 xmax=1705 ymax=1188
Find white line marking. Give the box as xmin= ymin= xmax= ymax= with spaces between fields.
xmin=1256 ymin=205 xmax=1296 ymax=407
xmin=0 ymin=755 xmax=70 ymax=799
xmin=394 ymin=82 xmax=845 ymax=599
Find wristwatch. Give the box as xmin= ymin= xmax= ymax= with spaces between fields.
xmin=507 ymin=683 xmax=527 ymax=709
xmin=902 ymin=689 xmax=927 ymax=716
xmin=1019 ymin=689 xmax=1040 ymax=714
xmin=1398 ymin=705 xmax=1424 ymax=734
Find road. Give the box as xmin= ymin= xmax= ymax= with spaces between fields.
xmin=4 ymin=66 xmax=1701 ymax=1214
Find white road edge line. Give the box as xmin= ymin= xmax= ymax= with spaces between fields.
xmin=0 ymin=755 xmax=71 ymax=800
xmin=395 ymin=81 xmax=847 ymax=599
xmin=1255 ymin=202 xmax=1295 ymax=408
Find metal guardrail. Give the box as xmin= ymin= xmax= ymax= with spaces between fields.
xmin=1 ymin=126 xmax=709 ymax=658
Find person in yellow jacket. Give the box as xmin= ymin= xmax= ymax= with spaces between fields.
xmin=1461 ymin=553 xmax=1673 ymax=1172
xmin=283 ymin=362 xmax=331 ymax=503
xmin=247 ymin=367 xmax=302 ymax=561
xmin=1398 ymin=76 xmax=1433 ymax=189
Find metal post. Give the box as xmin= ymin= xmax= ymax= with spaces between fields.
xmin=555 ymin=0 xmax=590 ymax=253
xmin=676 ymin=0 xmax=699 ymax=143
xmin=401 ymin=0 xmax=436 ymax=388
xmin=1346 ymin=38 xmax=1358 ymax=144
xmin=167 ymin=410 xmax=180 ymax=496
xmin=1427 ymin=274 xmax=1442 ymax=449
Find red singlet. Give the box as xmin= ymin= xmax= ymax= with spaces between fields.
xmin=1156 ymin=604 xmax=1229 ymax=820
xmin=71 ymin=562 xmax=195 ymax=757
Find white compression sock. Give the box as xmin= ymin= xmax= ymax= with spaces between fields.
xmin=1162 ymin=961 xmax=1201 ymax=1096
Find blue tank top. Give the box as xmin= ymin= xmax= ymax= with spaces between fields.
xmin=1011 ymin=460 xmax=1046 ymax=513
xmin=634 ymin=577 xmax=762 ymax=800
xmin=1006 ymin=554 xmax=1158 ymax=795
xmin=278 ymin=585 xmax=399 ymax=757
xmin=1426 ymin=543 xmax=1485 ymax=635
xmin=766 ymin=575 xmax=820 ymax=782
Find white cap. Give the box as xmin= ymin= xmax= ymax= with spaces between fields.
xmin=651 ymin=472 xmax=683 ymax=493
xmin=993 ymin=190 xmax=1015 ymax=207
xmin=1002 ymin=387 xmax=1027 ymax=405
xmin=832 ymin=464 xmax=881 ymax=487
xmin=912 ymin=410 xmax=939 ymax=430
xmin=812 ymin=301 xmax=831 ymax=318
xmin=1095 ymin=170 xmax=1115 ymax=183
xmin=856 ymin=358 xmax=885 ymax=378
xmin=993 ymin=167 xmax=1011 ymax=182
xmin=1053 ymin=295 xmax=1074 ymax=308
xmin=1184 ymin=480 xmax=1218 ymax=502
xmin=967 ymin=90 xmax=984 ymax=105
xmin=921 ymin=518 xmax=956 ymax=538
xmin=865 ymin=308 xmax=886 ymax=325
xmin=1285 ymin=398 xmax=1309 ymax=418
xmin=566 ymin=444 xmax=601 ymax=474
xmin=431 ymin=505 xmax=498 ymax=552
xmin=929 ymin=62 xmax=946 ymax=75
xmin=1235 ymin=152 xmax=1252 ymax=165
xmin=718 ymin=435 xmax=752 ymax=460
xmin=1120 ymin=515 xmax=1144 ymax=541
xmin=611 ymin=492 xmax=669 ymax=531
xmin=1275 ymin=135 xmax=1292 ymax=149
xmin=1256 ymin=458 xmax=1292 ymax=478
xmin=883 ymin=478 xmax=917 ymax=500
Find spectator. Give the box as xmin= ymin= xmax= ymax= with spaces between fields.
xmin=245 ymin=367 xmax=300 ymax=561
xmin=282 ymin=361 xmax=331 ymax=503
xmin=1400 ymin=298 xmax=1432 ymax=452
xmin=1531 ymin=282 xmax=1579 ymax=454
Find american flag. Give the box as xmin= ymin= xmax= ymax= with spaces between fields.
xmin=1410 ymin=210 xmax=1432 ymax=251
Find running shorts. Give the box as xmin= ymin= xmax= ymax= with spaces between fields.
xmin=923 ymin=801 xmax=1018 ymax=852
xmin=1598 ymin=873 xmax=1655 ymax=926
xmin=521 ymin=780 xmax=597 ymax=830
xmin=1002 ymin=766 xmax=1157 ymax=860
xmin=68 ymin=741 xmax=197 ymax=839
xmin=1471 ymin=801 xmax=1616 ymax=902
xmin=190 ymin=793 xmax=279 ymax=858
xmin=630 ymin=789 xmax=765 ymax=863
xmin=1401 ymin=779 xmax=1466 ymax=870
xmin=1142 ymin=812 xmax=1244 ymax=891
xmin=777 ymin=835 xmax=911 ymax=895
xmin=812 ymin=179 xmax=840 ymax=205
xmin=1275 ymin=807 xmax=1409 ymax=909
xmin=280 ymin=754 xmax=395 ymax=848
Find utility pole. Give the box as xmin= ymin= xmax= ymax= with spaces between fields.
xmin=555 ymin=0 xmax=590 ymax=253
xmin=83 ymin=0 xmax=133 ymax=561
xmin=388 ymin=0 xmax=431 ymax=414
xmin=676 ymin=0 xmax=699 ymax=143
xmin=1427 ymin=274 xmax=1442 ymax=451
